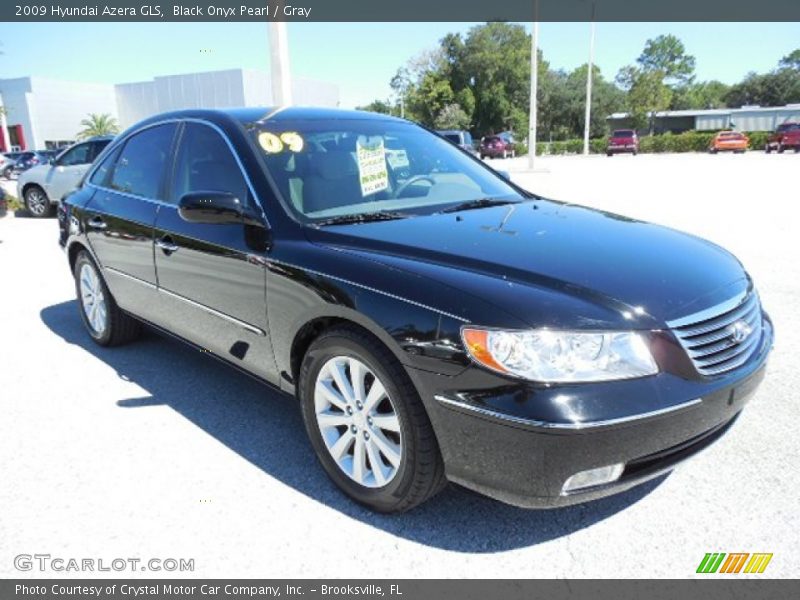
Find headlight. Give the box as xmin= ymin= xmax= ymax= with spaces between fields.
xmin=461 ymin=328 xmax=658 ymax=383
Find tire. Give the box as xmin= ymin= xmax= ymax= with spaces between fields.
xmin=765 ymin=144 xmax=772 ymax=154
xmin=298 ymin=325 xmax=446 ymax=513
xmin=606 ymin=151 xmax=613 ymax=157
xmin=632 ymin=150 xmax=638 ymax=156
xmin=73 ymin=251 xmax=141 ymax=347
xmin=778 ymin=143 xmax=785 ymax=154
xmin=24 ymin=185 xmax=53 ymax=218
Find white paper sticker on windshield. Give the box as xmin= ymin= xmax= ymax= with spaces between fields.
xmin=356 ymin=136 xmax=389 ymax=196
xmin=386 ymin=148 xmax=410 ymax=169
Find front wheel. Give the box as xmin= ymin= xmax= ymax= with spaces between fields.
xmin=777 ymin=143 xmax=785 ymax=153
xmin=74 ymin=252 xmax=141 ymax=346
xmin=24 ymin=186 xmax=53 ymax=218
xmin=299 ymin=326 xmax=446 ymax=513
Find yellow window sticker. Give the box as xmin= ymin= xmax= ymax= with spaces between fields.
xmin=258 ymin=132 xmax=284 ymax=154
xmin=280 ymin=132 xmax=304 ymax=152
xmin=356 ymin=136 xmax=389 ymax=196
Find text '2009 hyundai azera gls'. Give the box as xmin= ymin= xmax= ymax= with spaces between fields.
xmin=58 ymin=107 xmax=772 ymax=512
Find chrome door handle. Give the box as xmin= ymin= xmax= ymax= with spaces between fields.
xmin=156 ymin=236 xmax=179 ymax=254
xmin=87 ymin=217 xmax=107 ymax=230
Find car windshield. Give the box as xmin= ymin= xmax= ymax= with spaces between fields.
xmin=777 ymin=123 xmax=799 ymax=132
xmin=252 ymin=119 xmax=523 ymax=223
xmin=442 ymin=133 xmax=461 ymax=144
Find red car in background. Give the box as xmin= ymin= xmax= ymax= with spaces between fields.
xmin=606 ymin=129 xmax=639 ymax=156
xmin=765 ymin=122 xmax=800 ymax=153
xmin=480 ymin=134 xmax=516 ymax=159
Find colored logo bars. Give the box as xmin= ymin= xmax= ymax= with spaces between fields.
xmin=697 ymin=553 xmax=773 ymax=574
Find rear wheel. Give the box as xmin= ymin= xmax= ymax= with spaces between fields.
xmin=74 ymin=251 xmax=141 ymax=347
xmin=24 ymin=186 xmax=53 ymax=218
xmin=778 ymin=143 xmax=785 ymax=153
xmin=299 ymin=326 xmax=446 ymax=513
xmin=765 ymin=144 xmax=772 ymax=154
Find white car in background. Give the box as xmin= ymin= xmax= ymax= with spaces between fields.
xmin=16 ymin=136 xmax=113 ymax=217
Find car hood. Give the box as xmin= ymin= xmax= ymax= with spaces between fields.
xmin=17 ymin=164 xmax=48 ymax=182
xmin=304 ymin=199 xmax=749 ymax=329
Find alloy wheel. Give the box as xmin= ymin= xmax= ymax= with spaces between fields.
xmin=314 ymin=356 xmax=402 ymax=488
xmin=79 ymin=263 xmax=107 ymax=336
xmin=26 ymin=189 xmax=48 ymax=216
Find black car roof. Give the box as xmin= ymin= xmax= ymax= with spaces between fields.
xmin=132 ymin=106 xmax=407 ymax=130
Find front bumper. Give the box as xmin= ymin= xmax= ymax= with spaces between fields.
xmin=411 ymin=318 xmax=772 ymax=508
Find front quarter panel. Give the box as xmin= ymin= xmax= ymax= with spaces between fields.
xmin=265 ymin=240 xmax=488 ymax=392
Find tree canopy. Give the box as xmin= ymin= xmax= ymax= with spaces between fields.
xmin=77 ymin=113 xmax=119 ymax=139
xmin=358 ymin=26 xmax=800 ymax=140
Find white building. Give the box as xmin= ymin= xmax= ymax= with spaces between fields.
xmin=0 ymin=69 xmax=340 ymax=151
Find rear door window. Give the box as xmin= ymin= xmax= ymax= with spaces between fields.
xmin=109 ymin=123 xmax=177 ymax=199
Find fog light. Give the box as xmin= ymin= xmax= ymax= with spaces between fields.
xmin=562 ymin=463 xmax=624 ymax=494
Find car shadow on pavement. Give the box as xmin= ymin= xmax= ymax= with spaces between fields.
xmin=42 ymin=300 xmax=667 ymax=553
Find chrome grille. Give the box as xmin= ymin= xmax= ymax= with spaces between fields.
xmin=668 ymin=291 xmax=763 ymax=376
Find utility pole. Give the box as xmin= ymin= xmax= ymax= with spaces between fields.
xmin=528 ymin=18 xmax=539 ymax=170
xmin=268 ymin=22 xmax=293 ymax=105
xmin=583 ymin=2 xmax=596 ymax=155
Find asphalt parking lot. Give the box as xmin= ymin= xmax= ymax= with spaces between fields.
xmin=1 ymin=151 xmax=797 ymax=578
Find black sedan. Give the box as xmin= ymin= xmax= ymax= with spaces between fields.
xmin=58 ymin=107 xmax=772 ymax=512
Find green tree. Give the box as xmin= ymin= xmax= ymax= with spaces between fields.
xmin=77 ymin=113 xmax=119 ymax=139
xmin=618 ymin=68 xmax=673 ymax=133
xmin=779 ymin=49 xmax=800 ymax=71
xmin=562 ymin=64 xmax=626 ymax=138
xmin=671 ymin=80 xmax=730 ymax=110
xmin=356 ymin=99 xmax=394 ymax=115
xmin=636 ymin=34 xmax=696 ymax=87
xmin=433 ymin=103 xmax=471 ymax=130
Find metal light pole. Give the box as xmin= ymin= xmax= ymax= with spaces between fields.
xmin=583 ymin=2 xmax=596 ymax=155
xmin=268 ymin=22 xmax=293 ymax=105
xmin=528 ymin=19 xmax=539 ymax=170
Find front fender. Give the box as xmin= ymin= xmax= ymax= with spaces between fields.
xmin=265 ymin=258 xmax=471 ymax=395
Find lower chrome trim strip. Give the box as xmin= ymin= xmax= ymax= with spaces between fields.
xmin=158 ymin=288 xmax=266 ymax=336
xmin=105 ymin=266 xmax=157 ymax=290
xmin=104 ymin=267 xmax=266 ymax=337
xmin=434 ymin=394 xmax=703 ymax=430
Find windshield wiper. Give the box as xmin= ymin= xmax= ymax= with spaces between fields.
xmin=313 ymin=211 xmax=411 ymax=227
xmin=437 ymin=198 xmax=519 ymax=214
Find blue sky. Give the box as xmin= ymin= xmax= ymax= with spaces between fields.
xmin=1 ymin=22 xmax=798 ymax=108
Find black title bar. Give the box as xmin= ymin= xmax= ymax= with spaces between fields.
xmin=4 ymin=0 xmax=800 ymax=22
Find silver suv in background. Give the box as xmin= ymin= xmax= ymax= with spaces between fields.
xmin=437 ymin=129 xmax=478 ymax=156
xmin=17 ymin=136 xmax=113 ymax=217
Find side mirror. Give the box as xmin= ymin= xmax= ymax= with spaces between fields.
xmin=496 ymin=170 xmax=512 ymax=181
xmin=178 ymin=191 xmax=246 ymax=225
